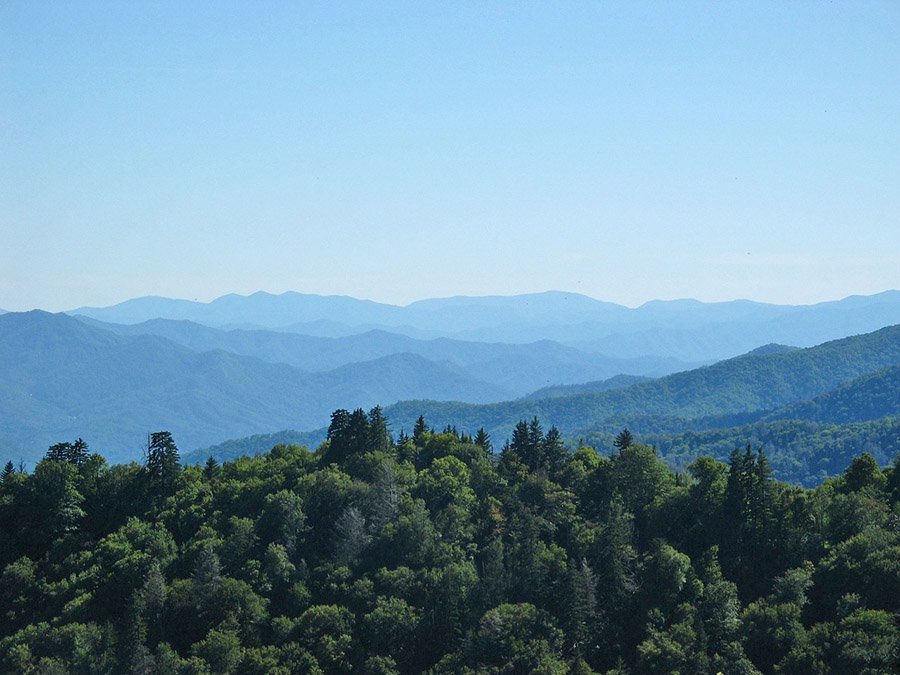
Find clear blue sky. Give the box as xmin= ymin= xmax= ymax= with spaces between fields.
xmin=2 ymin=2 xmax=898 ymax=311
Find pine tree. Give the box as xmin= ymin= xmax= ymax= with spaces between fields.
xmin=145 ymin=432 xmax=180 ymax=481
xmin=69 ymin=438 xmax=89 ymax=467
xmin=46 ymin=441 xmax=71 ymax=463
xmin=144 ymin=432 xmax=180 ymax=503
xmin=203 ymin=456 xmax=219 ymax=482
xmin=509 ymin=420 xmax=533 ymax=467
xmin=474 ymin=427 xmax=492 ymax=453
xmin=325 ymin=408 xmax=370 ymax=463
xmin=1 ymin=460 xmax=14 ymax=483
xmin=614 ymin=428 xmax=633 ymax=451
xmin=367 ymin=405 xmax=393 ymax=453
xmin=413 ymin=415 xmax=429 ymax=445
xmin=542 ymin=426 xmax=566 ymax=471
xmin=527 ymin=417 xmax=544 ymax=467
xmin=347 ymin=408 xmax=370 ymax=455
xmin=45 ymin=438 xmax=88 ymax=466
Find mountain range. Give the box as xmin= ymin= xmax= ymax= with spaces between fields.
xmin=0 ymin=312 xmax=507 ymax=463
xmin=188 ymin=332 xmax=900 ymax=485
xmin=4 ymin=290 xmax=900 ymax=475
xmin=74 ymin=316 xmax=688 ymax=395
xmin=71 ymin=289 xmax=900 ymax=361
xmin=378 ymin=323 xmax=900 ymax=441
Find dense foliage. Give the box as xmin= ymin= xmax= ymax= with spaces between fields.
xmin=604 ymin=415 xmax=900 ymax=487
xmin=383 ymin=324 xmax=900 ymax=439
xmin=1 ymin=409 xmax=898 ymax=674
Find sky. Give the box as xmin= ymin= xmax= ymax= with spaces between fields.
xmin=2 ymin=2 xmax=899 ymax=312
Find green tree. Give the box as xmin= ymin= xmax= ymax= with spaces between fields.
xmin=840 ymin=452 xmax=887 ymax=494
xmin=144 ymin=432 xmax=180 ymax=503
xmin=257 ymin=489 xmax=306 ymax=558
xmin=45 ymin=438 xmax=89 ymax=467
xmin=474 ymin=427 xmax=492 ymax=453
xmin=469 ymin=603 xmax=567 ymax=673
xmin=296 ymin=604 xmax=353 ymax=673
xmin=30 ymin=458 xmax=86 ymax=544
xmin=361 ymin=596 xmax=421 ymax=668
xmin=367 ymin=406 xmax=393 ymax=453
xmin=413 ymin=415 xmax=429 ymax=445
xmin=614 ymin=428 xmax=633 ymax=450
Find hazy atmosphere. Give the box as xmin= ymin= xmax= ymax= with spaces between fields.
xmin=3 ymin=2 xmax=898 ymax=311
xmin=3 ymin=5 xmax=900 ymax=673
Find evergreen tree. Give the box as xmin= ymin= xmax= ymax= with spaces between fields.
xmin=413 ymin=415 xmax=428 ymax=445
xmin=347 ymin=408 xmax=370 ymax=455
xmin=508 ymin=419 xmax=547 ymax=471
xmin=527 ymin=417 xmax=544 ymax=468
xmin=474 ymin=427 xmax=492 ymax=453
xmin=30 ymin=458 xmax=86 ymax=542
xmin=325 ymin=408 xmax=370 ymax=462
xmin=45 ymin=438 xmax=89 ymax=466
xmin=542 ymin=426 xmax=567 ymax=472
xmin=614 ymin=428 xmax=634 ymax=451
xmin=367 ymin=405 xmax=392 ymax=453
xmin=202 ymin=456 xmax=219 ymax=482
xmin=144 ymin=432 xmax=180 ymax=501
xmin=723 ymin=445 xmax=776 ymax=597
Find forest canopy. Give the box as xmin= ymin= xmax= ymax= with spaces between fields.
xmin=1 ymin=408 xmax=898 ymax=674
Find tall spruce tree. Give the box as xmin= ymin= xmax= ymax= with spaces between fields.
xmin=367 ymin=406 xmax=392 ymax=453
xmin=144 ymin=432 xmax=180 ymax=503
xmin=474 ymin=427 xmax=492 ymax=453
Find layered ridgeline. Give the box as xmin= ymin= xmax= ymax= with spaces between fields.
xmin=74 ymin=316 xmax=686 ymax=395
xmin=71 ymin=289 xmax=900 ymax=361
xmin=5 ymin=305 xmax=900 ymax=475
xmin=0 ymin=312 xmax=512 ymax=464
xmin=192 ymin=326 xmax=900 ymax=485
xmin=1 ymin=421 xmax=897 ymax=673
xmin=382 ymin=324 xmax=900 ymax=440
xmin=0 ymin=310 xmax=686 ymax=465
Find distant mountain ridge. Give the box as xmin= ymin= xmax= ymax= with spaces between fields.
xmin=69 ymin=289 xmax=900 ymax=362
xmin=193 ymin=323 xmax=900 ymax=476
xmin=7 ymin=291 xmax=900 ymax=474
xmin=0 ymin=311 xmax=509 ymax=464
xmin=380 ymin=323 xmax=900 ymax=442
xmin=189 ymin=340 xmax=900 ymax=487
xmin=74 ymin=316 xmax=690 ymax=395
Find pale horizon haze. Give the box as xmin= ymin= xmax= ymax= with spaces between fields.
xmin=2 ymin=2 xmax=899 ymax=312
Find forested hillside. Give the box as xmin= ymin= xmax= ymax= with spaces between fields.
xmin=0 ymin=312 xmax=508 ymax=463
xmin=383 ymin=324 xmax=900 ymax=442
xmin=184 ymin=326 xmax=900 ymax=486
xmin=1 ymin=414 xmax=897 ymax=673
xmin=764 ymin=365 xmax=900 ymax=424
xmin=617 ymin=416 xmax=900 ymax=487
